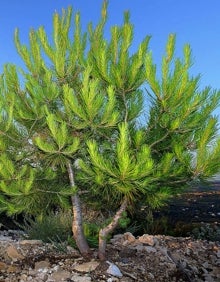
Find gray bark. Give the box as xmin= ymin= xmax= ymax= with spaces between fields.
xmin=67 ymin=161 xmax=90 ymax=256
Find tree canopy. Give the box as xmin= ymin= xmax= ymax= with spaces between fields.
xmin=0 ymin=2 xmax=220 ymax=259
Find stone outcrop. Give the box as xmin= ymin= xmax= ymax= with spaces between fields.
xmin=0 ymin=230 xmax=219 ymax=281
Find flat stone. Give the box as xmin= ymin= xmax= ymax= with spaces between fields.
xmin=74 ymin=261 xmax=99 ymax=272
xmin=71 ymin=273 xmax=92 ymax=282
xmin=0 ymin=235 xmax=13 ymax=242
xmin=50 ymin=270 xmax=71 ymax=281
xmin=0 ymin=261 xmax=7 ymax=271
xmin=107 ymin=278 xmax=119 ymax=282
xmin=106 ymin=261 xmax=123 ymax=278
xmin=6 ymin=245 xmax=24 ymax=261
xmin=34 ymin=260 xmax=50 ymax=270
xmin=20 ymin=240 xmax=43 ymax=245
xmin=6 ymin=265 xmax=21 ymax=273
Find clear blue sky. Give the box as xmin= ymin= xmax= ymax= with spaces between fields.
xmin=0 ymin=1 xmax=220 ymax=99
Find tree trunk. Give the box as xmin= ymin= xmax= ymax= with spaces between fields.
xmin=98 ymin=198 xmax=127 ymax=260
xmin=67 ymin=161 xmax=90 ymax=256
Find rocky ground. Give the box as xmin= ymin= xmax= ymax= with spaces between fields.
xmin=0 ymin=230 xmax=219 ymax=282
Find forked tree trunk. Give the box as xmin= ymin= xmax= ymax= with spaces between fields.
xmin=98 ymin=198 xmax=127 ymax=260
xmin=67 ymin=161 xmax=90 ymax=256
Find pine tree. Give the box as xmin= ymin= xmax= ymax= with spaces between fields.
xmin=0 ymin=2 xmax=220 ymax=260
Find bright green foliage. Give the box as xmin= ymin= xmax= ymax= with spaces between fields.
xmin=34 ymin=113 xmax=80 ymax=169
xmin=63 ymin=70 xmax=119 ymax=130
xmin=88 ymin=6 xmax=150 ymax=122
xmin=80 ymin=123 xmax=154 ymax=203
xmin=19 ymin=210 xmax=73 ymax=243
xmin=145 ymin=34 xmax=220 ymax=183
xmin=0 ymin=2 xmax=220 ymax=247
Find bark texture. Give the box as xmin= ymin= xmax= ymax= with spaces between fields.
xmin=67 ymin=161 xmax=90 ymax=256
xmin=98 ymin=198 xmax=127 ymax=260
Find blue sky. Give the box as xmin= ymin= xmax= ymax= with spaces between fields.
xmin=0 ymin=1 xmax=220 ymax=96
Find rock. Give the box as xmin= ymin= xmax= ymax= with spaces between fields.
xmin=203 ymin=273 xmax=215 ymax=282
xmin=122 ymin=232 xmax=136 ymax=245
xmin=71 ymin=273 xmax=92 ymax=282
xmin=74 ymin=261 xmax=100 ymax=272
xmin=0 ymin=261 xmax=7 ymax=271
xmin=202 ymin=261 xmax=210 ymax=268
xmin=0 ymin=231 xmax=219 ymax=281
xmin=138 ymin=234 xmax=156 ymax=246
xmin=6 ymin=245 xmax=24 ymax=261
xmin=6 ymin=265 xmax=20 ymax=273
xmin=120 ymin=277 xmax=134 ymax=282
xmin=110 ymin=234 xmax=124 ymax=245
xmin=20 ymin=240 xmax=43 ymax=245
xmin=212 ymin=266 xmax=220 ymax=276
xmin=0 ymin=235 xmax=13 ymax=242
xmin=19 ymin=273 xmax=28 ymax=281
xmin=134 ymin=244 xmax=145 ymax=252
xmin=50 ymin=270 xmax=71 ymax=281
xmin=145 ymin=246 xmax=157 ymax=253
xmin=34 ymin=260 xmax=50 ymax=271
xmin=107 ymin=278 xmax=119 ymax=282
xmin=106 ymin=261 xmax=123 ymax=278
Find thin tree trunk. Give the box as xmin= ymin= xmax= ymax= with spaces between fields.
xmin=67 ymin=161 xmax=90 ymax=256
xmin=98 ymin=198 xmax=127 ymax=260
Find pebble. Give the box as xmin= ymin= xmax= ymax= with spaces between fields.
xmin=106 ymin=261 xmax=123 ymax=278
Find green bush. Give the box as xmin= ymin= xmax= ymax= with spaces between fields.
xmin=83 ymin=222 xmax=99 ymax=247
xmin=126 ymin=209 xmax=170 ymax=236
xmin=190 ymin=223 xmax=220 ymax=241
xmin=18 ymin=210 xmax=101 ymax=249
xmin=19 ymin=210 xmax=72 ymax=243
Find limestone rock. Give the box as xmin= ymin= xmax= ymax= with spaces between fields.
xmin=74 ymin=261 xmax=100 ymax=272
xmin=138 ymin=234 xmax=156 ymax=246
xmin=20 ymin=239 xmax=43 ymax=245
xmin=34 ymin=260 xmax=50 ymax=271
xmin=6 ymin=245 xmax=24 ymax=261
xmin=106 ymin=261 xmax=123 ymax=278
xmin=50 ymin=270 xmax=71 ymax=281
xmin=0 ymin=230 xmax=219 ymax=281
xmin=122 ymin=232 xmax=136 ymax=245
xmin=6 ymin=265 xmax=20 ymax=273
xmin=145 ymin=246 xmax=157 ymax=253
xmin=0 ymin=261 xmax=7 ymax=271
xmin=71 ymin=273 xmax=92 ymax=282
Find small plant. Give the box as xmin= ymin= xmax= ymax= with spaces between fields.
xmin=131 ymin=209 xmax=170 ymax=236
xmin=83 ymin=222 xmax=99 ymax=247
xmin=118 ymin=211 xmax=131 ymax=229
xmin=190 ymin=223 xmax=220 ymax=241
xmin=18 ymin=210 xmax=103 ymax=249
xmin=49 ymin=235 xmax=70 ymax=253
xmin=19 ymin=210 xmax=72 ymax=243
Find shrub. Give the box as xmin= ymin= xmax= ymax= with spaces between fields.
xmin=19 ymin=210 xmax=72 ymax=243
xmin=190 ymin=223 xmax=220 ymax=242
